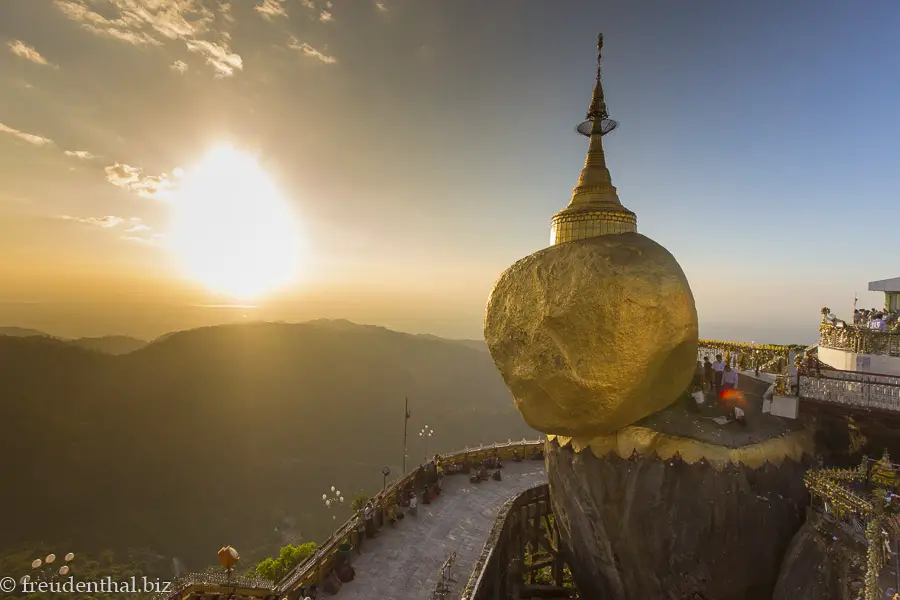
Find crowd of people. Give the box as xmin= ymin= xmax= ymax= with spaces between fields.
xmin=851 ymin=308 xmax=900 ymax=331
xmin=694 ymin=354 xmax=746 ymax=424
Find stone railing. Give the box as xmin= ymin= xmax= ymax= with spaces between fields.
xmin=164 ymin=438 xmax=545 ymax=599
xmin=798 ymin=368 xmax=900 ymax=413
xmin=819 ymin=323 xmax=900 ymax=357
xmin=162 ymin=571 xmax=275 ymax=599
xmin=459 ymin=483 xmax=551 ymax=600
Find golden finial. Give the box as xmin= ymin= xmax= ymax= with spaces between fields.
xmin=551 ymin=32 xmax=636 ymax=245
xmin=586 ymin=33 xmax=610 ymax=123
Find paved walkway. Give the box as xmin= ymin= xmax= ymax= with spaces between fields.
xmin=334 ymin=461 xmax=547 ymax=600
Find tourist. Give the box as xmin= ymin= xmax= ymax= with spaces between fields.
xmin=720 ymin=364 xmax=739 ymax=394
xmin=693 ymin=361 xmax=704 ymax=390
xmin=408 ymin=492 xmax=418 ymax=516
xmin=363 ymin=502 xmax=376 ymax=538
xmin=712 ymin=354 xmax=726 ymax=393
xmin=869 ymin=313 xmax=888 ymax=331
xmin=703 ymin=357 xmax=713 ymax=393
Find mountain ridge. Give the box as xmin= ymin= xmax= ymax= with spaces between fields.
xmin=0 ymin=319 xmax=531 ymax=573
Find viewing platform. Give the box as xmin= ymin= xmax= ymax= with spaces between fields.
xmin=330 ymin=460 xmax=546 ymax=600
xmin=818 ymin=322 xmax=900 ymax=375
xmin=163 ymin=440 xmax=551 ymax=600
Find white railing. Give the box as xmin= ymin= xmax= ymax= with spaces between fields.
xmin=799 ymin=368 xmax=900 ymax=412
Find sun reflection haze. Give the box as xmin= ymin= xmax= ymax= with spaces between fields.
xmin=168 ymin=145 xmax=304 ymax=301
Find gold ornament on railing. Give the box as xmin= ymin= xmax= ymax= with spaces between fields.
xmin=872 ymin=450 xmax=897 ymax=490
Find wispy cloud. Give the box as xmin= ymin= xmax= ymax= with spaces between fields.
xmin=7 ymin=40 xmax=54 ymax=66
xmin=64 ymin=149 xmax=97 ymax=160
xmin=0 ymin=122 xmax=54 ymax=147
xmin=60 ymin=215 xmax=125 ymax=228
xmin=123 ymin=232 xmax=167 ymax=246
xmin=319 ymin=10 xmax=333 ymax=22
xmin=105 ymin=163 xmax=177 ymax=200
xmin=54 ymin=0 xmax=241 ymax=76
xmin=170 ymin=59 xmax=188 ymax=73
xmin=375 ymin=2 xmax=387 ymax=11
xmin=255 ymin=0 xmax=286 ymax=18
xmin=185 ymin=40 xmax=242 ymax=77
xmin=288 ymin=37 xmax=337 ymax=64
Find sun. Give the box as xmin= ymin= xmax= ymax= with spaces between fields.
xmin=168 ymin=145 xmax=304 ymax=301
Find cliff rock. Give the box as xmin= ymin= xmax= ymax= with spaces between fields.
xmin=547 ymin=438 xmax=810 ymax=600
xmin=772 ymin=510 xmax=866 ymax=600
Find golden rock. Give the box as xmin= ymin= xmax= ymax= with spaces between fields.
xmin=484 ymin=233 xmax=698 ymax=437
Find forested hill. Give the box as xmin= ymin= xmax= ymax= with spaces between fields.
xmin=0 ymin=320 xmax=533 ymax=573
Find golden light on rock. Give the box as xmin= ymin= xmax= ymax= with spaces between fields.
xmin=549 ymin=428 xmax=815 ymax=470
xmin=484 ymin=33 xmax=698 ymax=437
xmin=485 ymin=234 xmax=697 ymax=436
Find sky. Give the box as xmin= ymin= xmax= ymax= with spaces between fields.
xmin=1 ymin=0 xmax=898 ymax=344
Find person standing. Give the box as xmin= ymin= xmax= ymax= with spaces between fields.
xmin=712 ymin=354 xmax=726 ymax=393
xmin=869 ymin=313 xmax=888 ymax=331
xmin=703 ymin=357 xmax=713 ymax=393
xmin=721 ymin=364 xmax=739 ymax=393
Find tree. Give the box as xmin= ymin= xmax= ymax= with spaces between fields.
xmin=351 ymin=493 xmax=370 ymax=512
xmin=254 ymin=542 xmax=317 ymax=582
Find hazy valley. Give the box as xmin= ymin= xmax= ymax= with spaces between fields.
xmin=0 ymin=320 xmax=533 ymax=575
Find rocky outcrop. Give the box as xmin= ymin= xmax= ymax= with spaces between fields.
xmin=484 ymin=233 xmax=698 ymax=438
xmin=772 ymin=510 xmax=865 ymax=600
xmin=547 ymin=438 xmax=810 ymax=600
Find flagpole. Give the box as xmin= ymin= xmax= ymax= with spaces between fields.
xmin=403 ymin=397 xmax=409 ymax=475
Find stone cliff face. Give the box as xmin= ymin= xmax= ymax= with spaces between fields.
xmin=772 ymin=510 xmax=865 ymax=600
xmin=547 ymin=438 xmax=811 ymax=600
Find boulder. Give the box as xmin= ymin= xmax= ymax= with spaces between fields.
xmin=484 ymin=233 xmax=698 ymax=438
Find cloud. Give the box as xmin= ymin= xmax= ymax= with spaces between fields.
xmin=287 ymin=37 xmax=337 ymax=64
xmin=319 ymin=10 xmax=332 ymax=22
xmin=185 ymin=40 xmax=242 ymax=77
xmin=123 ymin=232 xmax=167 ymax=246
xmin=375 ymin=2 xmax=387 ymax=10
xmin=171 ymin=59 xmax=188 ymax=73
xmin=255 ymin=0 xmax=286 ymax=18
xmin=0 ymin=122 xmax=54 ymax=147
xmin=54 ymin=0 xmax=241 ymax=76
xmin=105 ymin=163 xmax=177 ymax=199
xmin=60 ymin=215 xmax=125 ymax=228
xmin=7 ymin=40 xmax=53 ymax=66
xmin=64 ymin=150 xmax=97 ymax=160
xmin=125 ymin=223 xmax=152 ymax=233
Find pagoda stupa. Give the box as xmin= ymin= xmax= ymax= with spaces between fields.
xmin=484 ymin=33 xmax=815 ymax=599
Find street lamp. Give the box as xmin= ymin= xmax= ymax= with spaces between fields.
xmin=25 ymin=551 xmax=75 ymax=586
xmin=323 ymin=486 xmax=344 ymax=520
xmin=419 ymin=425 xmax=434 ymax=461
xmin=382 ymin=467 xmax=391 ymax=492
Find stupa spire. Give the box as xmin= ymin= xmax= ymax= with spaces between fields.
xmin=550 ymin=33 xmax=637 ymax=245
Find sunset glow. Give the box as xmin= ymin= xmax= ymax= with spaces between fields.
xmin=168 ymin=146 xmax=303 ymax=301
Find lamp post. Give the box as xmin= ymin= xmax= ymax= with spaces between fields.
xmin=322 ymin=486 xmax=344 ymax=520
xmin=24 ymin=552 xmax=76 ymax=588
xmin=217 ymin=546 xmax=240 ymax=585
xmin=419 ymin=425 xmax=434 ymax=462
xmin=382 ymin=467 xmax=391 ymax=492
